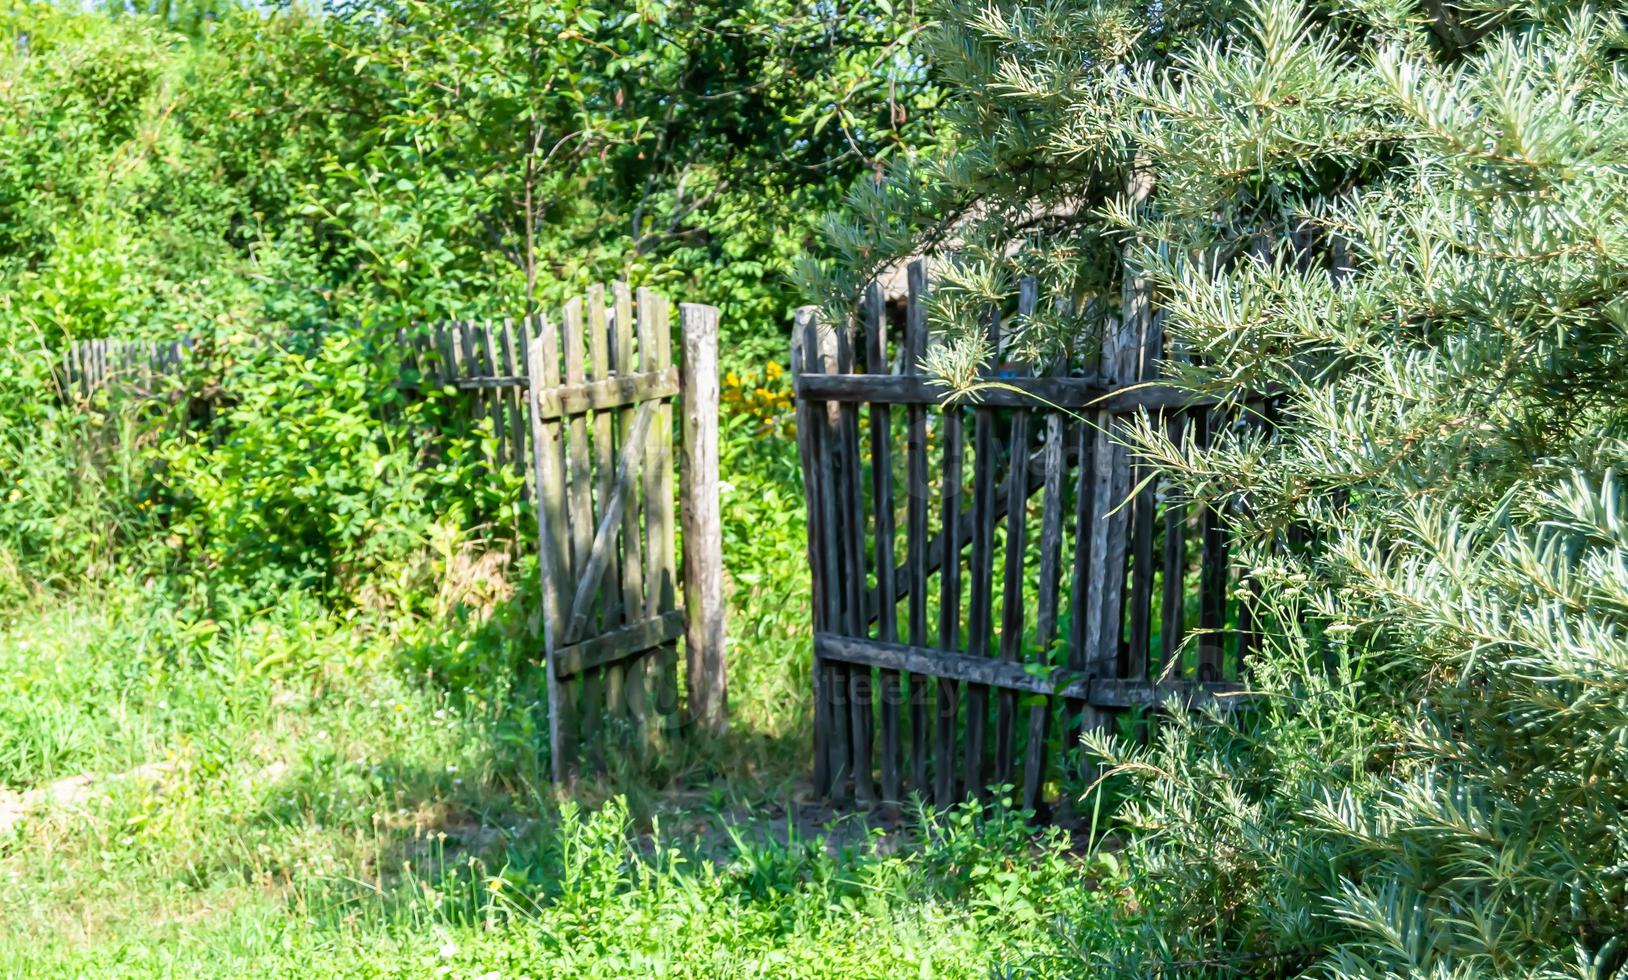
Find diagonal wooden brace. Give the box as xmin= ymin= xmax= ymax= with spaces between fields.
xmin=561 ymin=398 xmax=658 ymax=647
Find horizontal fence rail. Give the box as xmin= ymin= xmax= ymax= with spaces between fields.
xmin=793 ymin=260 xmax=1261 ymax=817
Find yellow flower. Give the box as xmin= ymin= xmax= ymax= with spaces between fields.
xmin=765 ymin=361 xmax=783 ymax=380
xmin=725 ymin=371 xmax=741 ymax=388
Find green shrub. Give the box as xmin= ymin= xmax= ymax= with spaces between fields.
xmin=153 ymin=330 xmax=429 ymax=599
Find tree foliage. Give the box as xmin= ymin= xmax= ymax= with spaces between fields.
xmin=0 ymin=0 xmax=934 ymax=596
xmin=821 ymin=0 xmax=1628 ymax=974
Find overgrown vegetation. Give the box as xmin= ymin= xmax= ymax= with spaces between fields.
xmin=6 ymin=0 xmax=1626 ymax=974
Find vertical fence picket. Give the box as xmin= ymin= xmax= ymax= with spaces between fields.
xmin=935 ymin=374 xmax=964 ymax=808
xmin=864 ymin=282 xmax=902 ymax=806
xmin=831 ymin=321 xmax=874 ymax=805
xmin=529 ymin=312 xmax=574 ymax=783
xmin=586 ymin=286 xmax=622 ymax=729
xmin=811 ymin=320 xmax=851 ymax=798
xmin=480 ymin=321 xmax=508 ymax=477
xmin=639 ymin=289 xmax=680 ymax=726
xmin=793 ymin=309 xmax=837 ymax=795
xmin=904 ymin=261 xmax=932 ymax=796
xmin=995 ymin=283 xmax=1037 ymax=790
xmin=963 ymin=307 xmax=1000 ymax=799
xmin=613 ymin=286 xmax=650 ymax=745
xmin=561 ymin=299 xmax=601 ymax=753
xmin=680 ymin=303 xmax=725 ymax=733
xmin=1197 ymin=408 xmax=1229 ymax=682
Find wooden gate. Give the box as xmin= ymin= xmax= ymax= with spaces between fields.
xmin=525 ymin=284 xmax=724 ymax=782
xmin=792 ymin=262 xmax=1252 ymax=815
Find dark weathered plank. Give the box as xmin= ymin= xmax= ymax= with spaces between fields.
xmin=1126 ymin=309 xmax=1165 ymax=705
xmin=865 ymin=282 xmax=902 ymax=806
xmin=935 ymin=391 xmax=965 ymax=808
xmin=995 ymin=281 xmax=1037 ymax=790
xmin=814 ymin=634 xmax=1245 ymax=708
xmin=794 ymin=374 xmax=1218 ymax=414
xmin=811 ymin=317 xmax=852 ymax=799
xmin=479 ymin=322 xmax=506 ymax=474
xmin=499 ymin=320 xmax=530 ymax=504
xmin=792 ymin=309 xmax=834 ymax=795
xmin=963 ymin=305 xmax=1001 ymax=800
xmin=1064 ymin=418 xmax=1095 ymax=760
xmin=834 ymin=320 xmax=875 ymax=806
xmin=904 ymin=260 xmax=931 ymax=795
xmin=680 ymin=302 xmax=727 ymax=734
xmin=1197 ymin=408 xmax=1229 ymax=682
xmin=555 ymin=610 xmax=686 ymax=679
xmin=1024 ymin=409 xmax=1067 ymax=815
xmin=1160 ymin=411 xmax=1189 ymax=678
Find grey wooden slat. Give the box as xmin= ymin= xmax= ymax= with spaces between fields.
xmin=433 ymin=324 xmax=452 ymax=386
xmin=442 ymin=375 xmax=529 ymax=389
xmin=679 ymin=302 xmax=726 ymax=733
xmin=815 ymin=634 xmax=1244 ymax=707
xmin=528 ymin=313 xmax=574 ymax=782
xmin=499 ymin=320 xmax=531 ymax=504
xmin=481 ymin=321 xmax=509 ymax=476
xmin=586 ymin=285 xmax=624 ymax=728
xmin=904 ymin=260 xmax=931 ymax=795
xmin=587 ymin=287 xmax=617 ymax=626
xmin=1064 ymin=418 xmax=1095 ymax=761
xmin=1127 ymin=311 xmax=1165 ymax=690
xmin=535 ymin=368 xmax=681 ymax=419
xmin=555 ymin=610 xmax=686 ymax=679
xmin=865 ymin=282 xmax=902 ymax=806
xmin=612 ymin=284 xmax=650 ymax=743
xmin=638 ymin=289 xmax=680 ymax=725
xmin=561 ymin=297 xmax=603 ymax=755
xmin=792 ymin=309 xmax=833 ymax=795
xmin=1079 ymin=168 xmax=1155 ymax=770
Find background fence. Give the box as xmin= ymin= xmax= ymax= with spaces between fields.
xmin=793 ymin=261 xmax=1258 ymax=816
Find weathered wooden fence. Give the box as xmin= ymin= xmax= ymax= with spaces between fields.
xmin=793 ymin=261 xmax=1255 ymax=815
xmin=61 ymin=337 xmax=189 ymax=400
xmin=60 ymin=283 xmax=726 ymax=781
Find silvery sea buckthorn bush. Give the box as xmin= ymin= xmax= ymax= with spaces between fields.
xmin=814 ymin=0 xmax=1628 ymax=974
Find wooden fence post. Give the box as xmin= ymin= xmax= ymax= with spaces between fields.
xmin=680 ymin=303 xmax=726 ymax=734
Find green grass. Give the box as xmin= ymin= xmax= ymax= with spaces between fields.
xmin=0 ymin=514 xmax=1129 ymax=977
